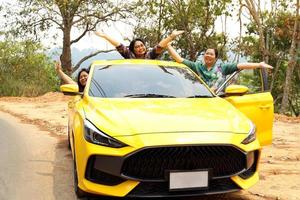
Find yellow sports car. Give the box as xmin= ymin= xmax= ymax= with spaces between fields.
xmin=61 ymin=59 xmax=273 ymax=198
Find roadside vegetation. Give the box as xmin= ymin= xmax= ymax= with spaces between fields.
xmin=0 ymin=40 xmax=58 ymax=96
xmin=0 ymin=0 xmax=299 ymax=115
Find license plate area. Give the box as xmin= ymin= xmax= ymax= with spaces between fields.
xmin=169 ymin=170 xmax=210 ymax=191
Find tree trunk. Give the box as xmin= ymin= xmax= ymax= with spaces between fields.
xmin=244 ymin=0 xmax=268 ymax=61
xmin=270 ymin=54 xmax=282 ymax=92
xmin=280 ymin=0 xmax=299 ymax=114
xmin=61 ymin=23 xmax=72 ymax=75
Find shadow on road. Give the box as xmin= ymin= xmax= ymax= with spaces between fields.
xmin=53 ymin=137 xmax=76 ymax=200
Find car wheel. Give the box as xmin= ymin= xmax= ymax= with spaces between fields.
xmin=73 ymin=158 xmax=87 ymax=198
xmin=73 ymin=144 xmax=88 ymax=199
xmin=67 ymin=127 xmax=71 ymax=150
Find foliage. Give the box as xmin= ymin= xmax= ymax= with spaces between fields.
xmin=236 ymin=70 xmax=261 ymax=93
xmin=1 ymin=0 xmax=134 ymax=73
xmin=234 ymin=5 xmax=300 ymax=116
xmin=0 ymin=40 xmax=59 ymax=96
xmin=133 ymin=0 xmax=233 ymax=60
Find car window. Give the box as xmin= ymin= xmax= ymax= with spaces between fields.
xmin=88 ymin=64 xmax=213 ymax=98
xmin=216 ymin=68 xmax=269 ymax=95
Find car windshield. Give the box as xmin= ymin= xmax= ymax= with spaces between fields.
xmin=88 ymin=64 xmax=213 ymax=98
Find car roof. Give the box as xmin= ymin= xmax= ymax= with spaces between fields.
xmin=91 ymin=59 xmax=186 ymax=68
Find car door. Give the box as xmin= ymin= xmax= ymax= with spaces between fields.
xmin=217 ymin=68 xmax=273 ymax=146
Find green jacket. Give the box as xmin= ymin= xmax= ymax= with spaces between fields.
xmin=182 ymin=59 xmax=238 ymax=87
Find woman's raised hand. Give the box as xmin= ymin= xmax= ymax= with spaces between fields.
xmin=260 ymin=62 xmax=273 ymax=69
xmin=95 ymin=31 xmax=106 ymax=38
xmin=55 ymin=60 xmax=62 ymax=72
xmin=171 ymin=30 xmax=184 ymax=39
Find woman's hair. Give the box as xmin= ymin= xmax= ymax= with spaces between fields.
xmin=205 ymin=48 xmax=219 ymax=58
xmin=77 ymin=68 xmax=89 ymax=92
xmin=213 ymin=49 xmax=218 ymax=58
xmin=129 ymin=38 xmax=146 ymax=55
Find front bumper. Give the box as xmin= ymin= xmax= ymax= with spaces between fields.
xmin=79 ymin=145 xmax=259 ymax=197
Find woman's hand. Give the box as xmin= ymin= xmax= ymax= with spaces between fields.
xmin=55 ymin=61 xmax=62 ymax=72
xmin=95 ymin=31 xmax=106 ymax=38
xmin=260 ymin=62 xmax=273 ymax=69
xmin=210 ymin=86 xmax=217 ymax=93
xmin=170 ymin=30 xmax=184 ymax=39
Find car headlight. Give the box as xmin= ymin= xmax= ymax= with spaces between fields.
xmin=241 ymin=121 xmax=256 ymax=144
xmin=84 ymin=119 xmax=127 ymax=148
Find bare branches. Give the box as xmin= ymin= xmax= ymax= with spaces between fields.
xmin=3 ymin=0 xmax=135 ymax=74
xmin=70 ymin=24 xmax=90 ymax=45
xmin=243 ymin=0 xmax=268 ymax=61
xmin=73 ymin=49 xmax=115 ymax=72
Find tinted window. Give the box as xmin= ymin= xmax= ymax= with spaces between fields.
xmin=218 ymin=69 xmax=265 ymax=95
xmin=89 ymin=64 xmax=213 ymax=98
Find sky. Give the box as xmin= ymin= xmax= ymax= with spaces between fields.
xmin=0 ymin=0 xmax=273 ymax=52
xmin=70 ymin=0 xmax=273 ymax=51
xmin=71 ymin=22 xmax=133 ymax=51
xmin=67 ymin=2 xmax=275 ymax=53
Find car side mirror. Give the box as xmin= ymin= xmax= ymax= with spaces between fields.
xmin=60 ymin=84 xmax=82 ymax=96
xmin=225 ymin=85 xmax=249 ymax=96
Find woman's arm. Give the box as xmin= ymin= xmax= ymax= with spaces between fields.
xmin=95 ymin=31 xmax=121 ymax=47
xmin=55 ymin=61 xmax=76 ymax=85
xmin=158 ymin=30 xmax=184 ymax=48
xmin=166 ymin=43 xmax=184 ymax=63
xmin=237 ymin=62 xmax=273 ymax=70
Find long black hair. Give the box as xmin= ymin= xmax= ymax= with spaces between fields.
xmin=77 ymin=68 xmax=89 ymax=92
xmin=129 ymin=38 xmax=146 ymax=55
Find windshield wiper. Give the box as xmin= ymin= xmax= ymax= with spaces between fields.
xmin=124 ymin=93 xmax=176 ymax=98
xmin=187 ymin=95 xmax=213 ymax=98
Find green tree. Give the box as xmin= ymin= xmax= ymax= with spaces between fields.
xmin=1 ymin=0 xmax=134 ymax=74
xmin=235 ymin=1 xmax=300 ymax=115
xmin=133 ymin=0 xmax=233 ymax=60
xmin=0 ymin=40 xmax=58 ymax=96
xmin=280 ymin=0 xmax=299 ymax=114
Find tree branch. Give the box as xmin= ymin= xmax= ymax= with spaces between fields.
xmin=70 ymin=23 xmax=90 ymax=44
xmin=73 ymin=49 xmax=116 ymax=72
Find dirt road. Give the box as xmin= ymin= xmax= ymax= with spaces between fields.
xmin=0 ymin=111 xmax=75 ymax=199
xmin=0 ymin=92 xmax=299 ymax=200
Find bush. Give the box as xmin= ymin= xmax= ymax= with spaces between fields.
xmin=0 ymin=40 xmax=59 ymax=97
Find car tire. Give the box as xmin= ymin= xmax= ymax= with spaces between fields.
xmin=73 ymin=144 xmax=88 ymax=199
xmin=73 ymin=158 xmax=87 ymax=198
xmin=67 ymin=127 xmax=71 ymax=150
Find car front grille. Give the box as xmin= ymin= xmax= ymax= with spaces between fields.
xmin=122 ymin=145 xmax=246 ymax=180
xmin=126 ymin=178 xmax=240 ymax=197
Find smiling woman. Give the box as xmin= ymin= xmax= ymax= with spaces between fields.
xmin=167 ymin=44 xmax=273 ymax=91
xmin=55 ymin=61 xmax=89 ymax=92
xmin=95 ymin=30 xmax=184 ymax=59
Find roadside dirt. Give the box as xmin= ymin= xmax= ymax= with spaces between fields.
xmin=0 ymin=92 xmax=299 ymax=200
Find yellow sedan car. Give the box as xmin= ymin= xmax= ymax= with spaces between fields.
xmin=61 ymin=59 xmax=273 ymax=198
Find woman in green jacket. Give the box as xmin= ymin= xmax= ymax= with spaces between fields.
xmin=167 ymin=44 xmax=273 ymax=91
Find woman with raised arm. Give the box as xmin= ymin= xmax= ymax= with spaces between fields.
xmin=55 ymin=61 xmax=89 ymax=92
xmin=95 ymin=30 xmax=184 ymax=59
xmin=167 ymin=44 xmax=273 ymax=90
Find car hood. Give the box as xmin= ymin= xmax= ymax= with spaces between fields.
xmin=83 ymin=97 xmax=251 ymax=137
